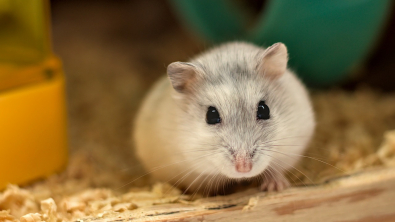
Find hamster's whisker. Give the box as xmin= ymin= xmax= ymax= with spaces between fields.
xmin=265 ymin=157 xmax=299 ymax=186
xmin=255 ymin=172 xmax=263 ymax=185
xmin=260 ymin=147 xmax=345 ymax=174
xmin=218 ymin=175 xmax=225 ymax=196
xmin=257 ymin=144 xmax=329 ymax=160
xmin=213 ymin=168 xmax=221 ymax=195
xmin=222 ymin=175 xmax=229 ymax=195
xmin=171 ymin=169 xmax=198 ymax=195
xmin=178 ymin=145 xmax=223 ymax=152
xmin=169 ymin=159 xmax=214 ymax=196
xmin=116 ymin=152 xmax=220 ymax=190
xmin=267 ymin=144 xmax=303 ymax=147
xmin=208 ymin=167 xmax=224 ymax=197
xmin=115 ymin=163 xmax=145 ymax=173
xmin=163 ymin=159 xmax=207 ymax=196
xmin=221 ymin=177 xmax=229 ymax=194
xmin=214 ymin=167 xmax=226 ymax=196
xmin=273 ymin=159 xmax=310 ymax=186
xmin=271 ymin=143 xmax=339 ymax=153
xmin=191 ymin=171 xmax=212 ymax=198
xmin=183 ymin=167 xmax=211 ymax=195
xmin=174 ymin=149 xmax=222 ymax=156
xmin=264 ymin=153 xmax=312 ymax=186
xmin=201 ymin=172 xmax=215 ymax=198
xmin=194 ymin=168 xmax=222 ymax=198
xmin=257 ymin=135 xmax=311 ymax=146
xmin=267 ymin=164 xmax=291 ymax=187
xmin=261 ymin=168 xmax=270 ymax=187
xmin=264 ymin=167 xmax=275 ymax=183
xmin=203 ymin=169 xmax=222 ymax=197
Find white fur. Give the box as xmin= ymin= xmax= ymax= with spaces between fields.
xmin=134 ymin=42 xmax=315 ymax=193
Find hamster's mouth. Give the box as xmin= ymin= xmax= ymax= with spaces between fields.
xmin=219 ymin=162 xmax=270 ymax=179
xmin=224 ymin=170 xmax=260 ymax=179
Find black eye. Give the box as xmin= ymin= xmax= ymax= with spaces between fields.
xmin=206 ymin=106 xmax=221 ymax=124
xmin=257 ymin=101 xmax=270 ymax=120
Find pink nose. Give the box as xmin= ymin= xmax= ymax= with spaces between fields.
xmin=235 ymin=160 xmax=252 ymax=173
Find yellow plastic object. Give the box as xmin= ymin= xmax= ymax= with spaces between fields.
xmin=0 ymin=0 xmax=68 ymax=189
xmin=0 ymin=0 xmax=50 ymax=64
xmin=0 ymin=56 xmax=68 ymax=190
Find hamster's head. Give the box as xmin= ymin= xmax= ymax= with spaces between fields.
xmin=167 ymin=42 xmax=314 ymax=180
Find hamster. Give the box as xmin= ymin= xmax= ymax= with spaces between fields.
xmin=134 ymin=42 xmax=315 ymax=194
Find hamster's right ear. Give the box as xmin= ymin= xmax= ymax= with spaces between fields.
xmin=259 ymin=43 xmax=288 ymax=80
xmin=167 ymin=62 xmax=197 ymax=93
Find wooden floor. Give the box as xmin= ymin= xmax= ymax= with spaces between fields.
xmin=77 ymin=167 xmax=395 ymax=222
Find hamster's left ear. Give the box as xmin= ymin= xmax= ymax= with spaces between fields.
xmin=259 ymin=43 xmax=288 ymax=80
xmin=167 ymin=62 xmax=197 ymax=93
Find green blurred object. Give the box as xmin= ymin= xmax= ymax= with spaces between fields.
xmin=169 ymin=0 xmax=392 ymax=87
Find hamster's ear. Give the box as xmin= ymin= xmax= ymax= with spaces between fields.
xmin=259 ymin=43 xmax=288 ymax=80
xmin=167 ymin=62 xmax=197 ymax=93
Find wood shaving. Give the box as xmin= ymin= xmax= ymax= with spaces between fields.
xmin=377 ymin=130 xmax=395 ymax=166
xmin=0 ymin=185 xmax=39 ymax=218
xmin=112 ymin=203 xmax=137 ymax=212
xmin=0 ymin=210 xmax=17 ymax=222
xmin=0 ymin=89 xmax=394 ymax=221
xmin=20 ymin=213 xmax=42 ymax=222
xmin=39 ymin=199 xmax=57 ymax=222
xmin=0 ymin=182 xmax=184 ymax=221
xmin=242 ymin=197 xmax=259 ymax=211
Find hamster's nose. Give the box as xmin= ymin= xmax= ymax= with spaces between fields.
xmin=235 ymin=159 xmax=252 ymax=173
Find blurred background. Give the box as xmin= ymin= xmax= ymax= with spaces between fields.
xmin=1 ymin=0 xmax=395 ymax=189
xmin=52 ymin=0 xmax=395 ymax=168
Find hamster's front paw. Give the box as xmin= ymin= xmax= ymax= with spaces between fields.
xmin=259 ymin=173 xmax=290 ymax=192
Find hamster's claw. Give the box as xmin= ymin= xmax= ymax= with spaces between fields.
xmin=260 ymin=175 xmax=290 ymax=192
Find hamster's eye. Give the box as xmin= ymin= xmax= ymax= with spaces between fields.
xmin=206 ymin=106 xmax=221 ymax=124
xmin=257 ymin=101 xmax=270 ymax=120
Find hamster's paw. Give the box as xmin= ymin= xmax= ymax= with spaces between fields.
xmin=259 ymin=174 xmax=290 ymax=192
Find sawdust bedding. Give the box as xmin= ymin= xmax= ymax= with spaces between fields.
xmin=1 ymin=87 xmax=395 ymax=222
